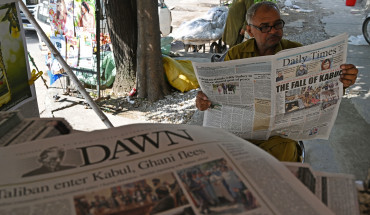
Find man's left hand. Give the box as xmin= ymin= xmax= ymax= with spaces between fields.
xmin=340 ymin=64 xmax=358 ymax=88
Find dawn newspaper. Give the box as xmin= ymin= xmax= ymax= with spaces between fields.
xmin=193 ymin=34 xmax=348 ymax=140
xmin=0 ymin=123 xmax=337 ymax=215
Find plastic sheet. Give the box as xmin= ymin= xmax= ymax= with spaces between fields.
xmin=162 ymin=56 xmax=199 ymax=92
xmin=348 ymin=35 xmax=369 ymax=45
xmin=170 ymin=6 xmax=228 ymax=42
xmin=161 ymin=36 xmax=173 ymax=55
xmin=74 ymin=51 xmax=116 ymax=87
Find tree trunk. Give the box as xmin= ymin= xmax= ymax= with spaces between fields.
xmin=105 ymin=0 xmax=137 ymax=96
xmin=105 ymin=0 xmax=170 ymax=101
xmin=136 ymin=0 xmax=171 ymax=101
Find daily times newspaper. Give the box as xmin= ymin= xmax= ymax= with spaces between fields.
xmin=0 ymin=123 xmax=339 ymax=215
xmin=193 ymin=34 xmax=348 ymax=140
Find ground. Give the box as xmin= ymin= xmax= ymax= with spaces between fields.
xmin=92 ymin=88 xmax=198 ymax=124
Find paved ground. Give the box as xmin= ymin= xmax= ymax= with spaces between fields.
xmin=303 ymin=0 xmax=370 ymax=181
xmin=26 ymin=0 xmax=370 ymax=180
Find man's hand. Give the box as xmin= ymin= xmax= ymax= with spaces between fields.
xmin=340 ymin=64 xmax=358 ymax=88
xmin=240 ymin=28 xmax=245 ymax=35
xmin=196 ymin=91 xmax=211 ymax=111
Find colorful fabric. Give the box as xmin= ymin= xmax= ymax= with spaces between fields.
xmin=47 ymin=70 xmax=64 ymax=85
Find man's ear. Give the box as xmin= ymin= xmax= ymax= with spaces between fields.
xmin=246 ymin=25 xmax=254 ymax=38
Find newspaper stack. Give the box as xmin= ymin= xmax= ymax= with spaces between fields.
xmin=0 ymin=121 xmax=360 ymax=214
xmin=358 ymin=169 xmax=370 ymax=214
xmin=283 ymin=162 xmax=360 ymax=215
xmin=0 ymin=111 xmax=74 ymax=147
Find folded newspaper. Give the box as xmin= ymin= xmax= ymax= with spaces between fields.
xmin=283 ymin=162 xmax=359 ymax=215
xmin=193 ymin=33 xmax=348 ymax=141
xmin=0 ymin=122 xmax=348 ymax=215
xmin=0 ymin=111 xmax=74 ymax=147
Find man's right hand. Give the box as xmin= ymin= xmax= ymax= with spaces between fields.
xmin=196 ymin=91 xmax=211 ymax=111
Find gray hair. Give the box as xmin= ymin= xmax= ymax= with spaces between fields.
xmin=39 ymin=147 xmax=65 ymax=162
xmin=246 ymin=1 xmax=280 ymax=24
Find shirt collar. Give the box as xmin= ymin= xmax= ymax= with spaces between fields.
xmin=240 ymin=38 xmax=284 ymax=56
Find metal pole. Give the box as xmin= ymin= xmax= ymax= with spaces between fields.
xmin=96 ymin=0 xmax=101 ymax=98
xmin=19 ymin=0 xmax=114 ymax=128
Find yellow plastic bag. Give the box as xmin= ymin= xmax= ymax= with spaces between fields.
xmin=162 ymin=56 xmax=199 ymax=92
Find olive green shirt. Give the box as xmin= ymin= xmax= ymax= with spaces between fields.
xmin=224 ymin=38 xmax=303 ymax=61
xmin=222 ymin=0 xmax=254 ymax=47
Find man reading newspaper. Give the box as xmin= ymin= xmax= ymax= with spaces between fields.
xmin=196 ymin=2 xmax=358 ymax=162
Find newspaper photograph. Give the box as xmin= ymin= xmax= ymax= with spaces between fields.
xmin=193 ymin=33 xmax=348 ymax=141
xmin=0 ymin=123 xmax=335 ymax=215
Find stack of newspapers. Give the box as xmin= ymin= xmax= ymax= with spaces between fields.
xmin=0 ymin=111 xmax=360 ymax=215
xmin=0 ymin=111 xmax=74 ymax=147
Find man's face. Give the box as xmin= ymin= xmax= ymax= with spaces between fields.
xmin=41 ymin=151 xmax=61 ymax=171
xmin=323 ymin=61 xmax=330 ymax=70
xmin=246 ymin=6 xmax=283 ymax=54
xmin=81 ymin=4 xmax=87 ymax=14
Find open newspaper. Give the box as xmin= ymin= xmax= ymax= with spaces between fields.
xmin=193 ymin=34 xmax=348 ymax=140
xmin=0 ymin=123 xmax=336 ymax=215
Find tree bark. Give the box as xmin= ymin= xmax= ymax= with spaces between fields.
xmin=136 ymin=0 xmax=170 ymax=101
xmin=105 ymin=0 xmax=137 ymax=96
xmin=105 ymin=0 xmax=170 ymax=101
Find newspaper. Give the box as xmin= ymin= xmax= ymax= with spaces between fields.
xmin=193 ymin=34 xmax=348 ymax=140
xmin=0 ymin=111 xmax=74 ymax=147
xmin=0 ymin=123 xmax=335 ymax=215
xmin=283 ymin=162 xmax=360 ymax=215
